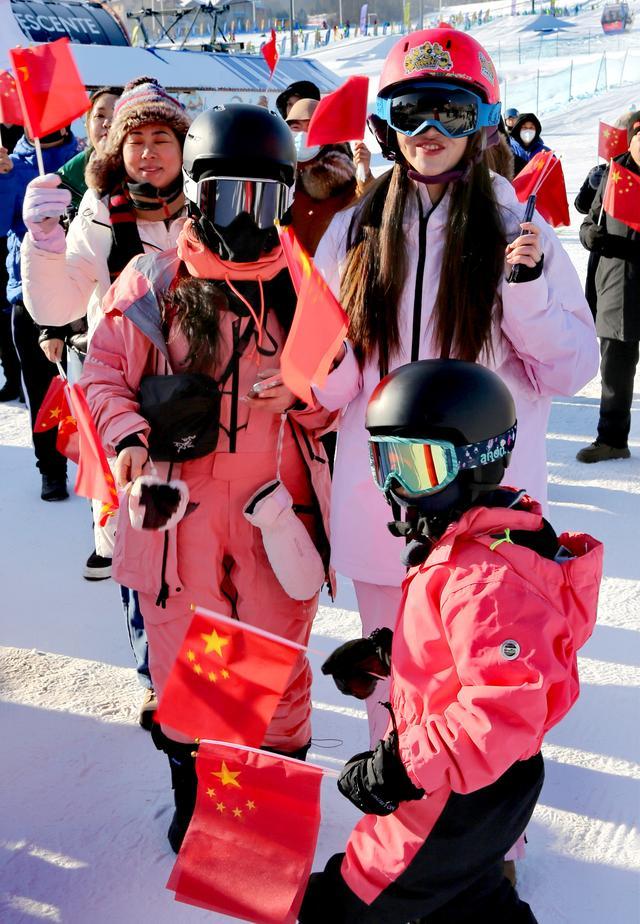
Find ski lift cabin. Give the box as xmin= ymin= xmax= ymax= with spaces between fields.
xmin=600 ymin=2 xmax=633 ymax=33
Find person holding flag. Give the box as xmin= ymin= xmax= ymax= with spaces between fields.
xmin=21 ymin=76 xmax=191 ymax=720
xmin=576 ymin=111 xmax=640 ymax=463
xmin=0 ymin=118 xmax=78 ymax=499
xmin=76 ymin=104 xmax=334 ymax=853
xmin=311 ymin=26 xmax=597 ymax=751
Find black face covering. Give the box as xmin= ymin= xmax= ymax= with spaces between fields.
xmin=126 ymin=175 xmax=184 ymax=211
xmin=197 ymin=212 xmax=279 ymax=263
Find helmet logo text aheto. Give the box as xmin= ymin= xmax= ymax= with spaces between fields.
xmin=404 ymin=41 xmax=453 ymax=75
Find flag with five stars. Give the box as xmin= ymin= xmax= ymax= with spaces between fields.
xmin=156 ymin=607 xmax=303 ymax=744
xmin=9 ymin=38 xmax=90 ymax=139
xmin=602 ymin=160 xmax=640 ymax=232
xmin=33 ymin=375 xmax=79 ymax=463
xmin=167 ymin=741 xmax=324 ymax=923
xmin=280 ymin=247 xmax=349 ymax=405
xmin=261 ymin=29 xmax=279 ymax=78
xmin=306 ymin=75 xmax=369 ymax=146
xmin=0 ymin=70 xmax=24 ymax=126
xmin=66 ymin=382 xmax=118 ymax=525
xmin=512 ymin=149 xmax=570 ymax=228
xmin=278 ymin=223 xmax=309 ymax=296
xmin=598 ymin=121 xmax=628 ymax=161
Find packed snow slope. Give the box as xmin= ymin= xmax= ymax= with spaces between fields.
xmin=1 ymin=31 xmax=640 ymax=924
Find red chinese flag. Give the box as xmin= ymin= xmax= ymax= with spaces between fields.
xmin=65 ymin=382 xmax=118 ymax=525
xmin=261 ymin=29 xmax=279 ymax=77
xmin=167 ymin=742 xmax=324 ymax=923
xmin=603 ymin=161 xmax=640 ymax=232
xmin=156 ymin=607 xmax=302 ymax=744
xmin=0 ymin=70 xmax=24 ymax=126
xmin=33 ymin=374 xmax=80 ymax=463
xmin=306 ymin=75 xmax=369 ymax=146
xmin=598 ymin=121 xmax=628 ymax=161
xmin=513 ymin=150 xmax=570 ymax=228
xmin=34 ymin=375 xmax=67 ymax=433
xmin=280 ymin=254 xmax=349 ymax=404
xmin=9 ymin=39 xmax=90 ymax=139
xmin=278 ymin=223 xmax=310 ymax=296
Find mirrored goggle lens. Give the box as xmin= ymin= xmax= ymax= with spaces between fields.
xmin=196 ymin=178 xmax=289 ymax=229
xmin=369 ymin=438 xmax=457 ymax=496
xmin=389 ymin=87 xmax=479 ymax=137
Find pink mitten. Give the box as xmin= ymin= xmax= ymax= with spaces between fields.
xmin=23 ymin=174 xmax=71 ymax=253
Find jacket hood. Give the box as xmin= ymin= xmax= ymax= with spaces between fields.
xmin=12 ymin=132 xmax=78 ymax=165
xmin=511 ymin=113 xmax=543 ymax=146
xmin=426 ymin=499 xmax=602 ymax=650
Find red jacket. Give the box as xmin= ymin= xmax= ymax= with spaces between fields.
xmin=343 ymin=497 xmax=602 ymax=904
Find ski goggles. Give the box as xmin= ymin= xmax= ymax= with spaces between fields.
xmin=376 ymin=82 xmax=501 ymax=139
xmin=369 ymin=424 xmax=517 ymax=497
xmin=183 ymin=174 xmax=292 ymax=229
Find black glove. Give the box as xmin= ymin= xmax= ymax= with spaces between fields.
xmin=588 ymin=163 xmax=607 ymax=190
xmin=321 ymin=627 xmax=393 ymax=699
xmin=337 ymin=731 xmax=425 ymax=816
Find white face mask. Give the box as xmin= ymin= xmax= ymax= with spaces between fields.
xmin=292 ymin=131 xmax=321 ymax=164
xmin=520 ymin=129 xmax=536 ymax=145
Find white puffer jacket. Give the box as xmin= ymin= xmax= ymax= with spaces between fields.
xmin=313 ymin=173 xmax=598 ymax=586
xmin=21 ymin=188 xmax=185 ymax=335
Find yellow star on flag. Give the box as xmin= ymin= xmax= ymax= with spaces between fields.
xmin=208 ymin=671 xmax=218 ymax=683
xmin=216 ymin=802 xmax=226 ymax=812
xmin=201 ymin=628 xmax=230 ymax=658
xmin=186 ymin=650 xmax=196 ymax=662
xmin=533 ymin=158 xmax=545 ymax=171
xmin=233 ymin=807 xmax=243 ymax=819
xmin=611 ymin=169 xmax=621 ymax=184
xmin=211 ymin=761 xmax=241 ymax=788
xmin=246 ymin=800 xmax=256 ymax=811
xmin=221 ymin=669 xmax=230 ymax=680
xmin=193 ymin=663 xmax=202 ymax=675
xmin=206 ymin=787 xmax=216 ymax=798
xmin=48 ymin=406 xmax=62 ymax=420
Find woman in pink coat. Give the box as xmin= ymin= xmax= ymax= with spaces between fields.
xmin=304 ymin=360 xmax=602 ymax=923
xmin=81 ymin=105 xmax=334 ymax=853
xmin=312 ymin=27 xmax=598 ymax=745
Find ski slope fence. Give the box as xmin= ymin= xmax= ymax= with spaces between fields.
xmin=501 ymin=47 xmax=640 ymax=115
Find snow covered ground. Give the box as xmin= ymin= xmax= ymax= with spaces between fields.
xmin=2 ymin=17 xmax=640 ymax=923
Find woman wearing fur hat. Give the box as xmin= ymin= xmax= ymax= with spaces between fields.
xmin=286 ymin=98 xmax=374 ymax=256
xmin=20 ymin=76 xmax=191 ymax=726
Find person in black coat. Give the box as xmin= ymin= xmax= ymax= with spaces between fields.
xmin=575 ymin=162 xmax=607 ymax=320
xmin=577 ymin=112 xmax=640 ymax=463
xmin=509 ymin=113 xmax=549 ymax=176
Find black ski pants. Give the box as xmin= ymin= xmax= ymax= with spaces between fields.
xmin=12 ymin=300 xmax=67 ymax=478
xmin=300 ymin=753 xmax=543 ymax=924
xmin=597 ymin=337 xmax=639 ymax=449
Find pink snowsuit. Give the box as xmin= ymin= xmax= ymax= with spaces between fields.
xmin=302 ymin=498 xmax=602 ymax=922
xmin=81 ymin=250 xmax=335 ymax=751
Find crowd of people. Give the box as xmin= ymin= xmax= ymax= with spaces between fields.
xmin=1 ymin=21 xmax=635 ymax=922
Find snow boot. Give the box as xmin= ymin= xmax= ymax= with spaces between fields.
xmin=151 ymin=723 xmax=199 ymax=853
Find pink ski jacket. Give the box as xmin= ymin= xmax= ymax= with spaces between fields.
xmin=313 ymin=174 xmax=599 ymax=585
xmin=81 ymin=250 xmax=335 ymax=602
xmin=342 ymin=498 xmax=602 ymax=903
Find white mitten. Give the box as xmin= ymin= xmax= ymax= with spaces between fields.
xmin=23 ymin=174 xmax=70 ymax=253
xmin=244 ymin=480 xmax=325 ymax=601
xmin=128 ymin=475 xmax=190 ymax=531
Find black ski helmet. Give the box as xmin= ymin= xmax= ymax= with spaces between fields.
xmin=182 ymin=104 xmax=297 ymax=262
xmin=366 ymin=359 xmax=517 ymax=514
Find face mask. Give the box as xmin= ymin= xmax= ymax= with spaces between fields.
xmin=293 ymin=131 xmax=321 ymax=164
xmin=520 ymin=129 xmax=536 ymax=145
xmin=199 ymin=211 xmax=278 ymax=263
